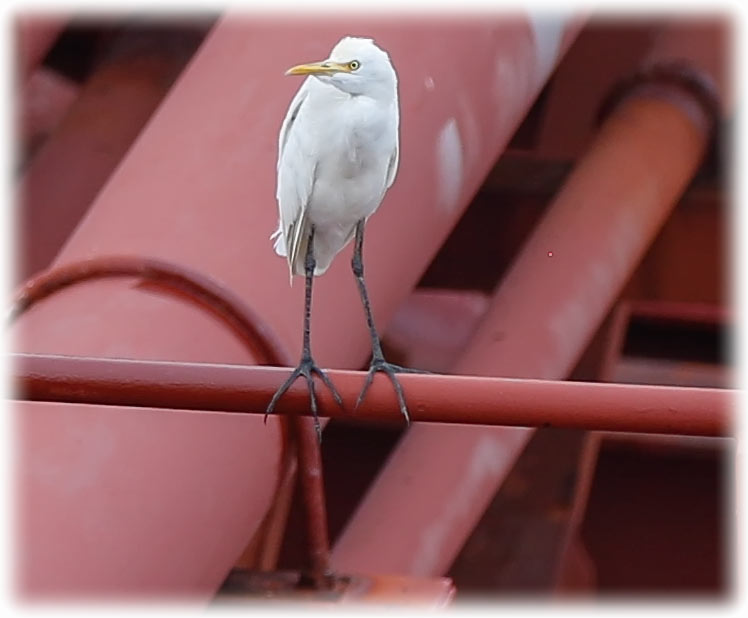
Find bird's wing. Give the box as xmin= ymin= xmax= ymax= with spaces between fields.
xmin=384 ymin=100 xmax=400 ymax=190
xmin=277 ymin=79 xmax=307 ymax=159
xmin=384 ymin=142 xmax=399 ymax=190
xmin=276 ymin=79 xmax=317 ymax=280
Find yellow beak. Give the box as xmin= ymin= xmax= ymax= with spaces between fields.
xmin=285 ymin=61 xmax=351 ymax=76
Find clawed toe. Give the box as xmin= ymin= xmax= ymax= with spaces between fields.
xmin=355 ymin=358 xmax=424 ymax=424
xmin=383 ymin=364 xmax=432 ymax=375
xmin=265 ymin=357 xmax=343 ymax=441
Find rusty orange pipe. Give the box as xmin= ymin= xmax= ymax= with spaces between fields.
xmin=13 ymin=354 xmax=733 ymax=437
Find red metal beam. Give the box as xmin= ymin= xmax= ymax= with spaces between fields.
xmin=15 ymin=15 xmax=67 ymax=79
xmin=217 ymin=570 xmax=455 ymax=605
xmin=17 ymin=26 xmax=211 ymax=281
xmin=19 ymin=68 xmax=78 ymax=163
xmin=11 ymin=256 xmax=287 ymax=365
xmin=12 ymin=354 xmax=732 ymax=437
xmin=10 ymin=255 xmax=338 ymax=583
xmin=13 ymin=398 xmax=283 ymax=599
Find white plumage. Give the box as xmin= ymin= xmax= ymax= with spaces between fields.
xmin=265 ymin=38 xmax=417 ymax=433
xmin=272 ymin=36 xmax=400 ymax=279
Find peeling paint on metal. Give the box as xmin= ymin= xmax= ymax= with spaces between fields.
xmin=410 ymin=433 xmax=529 ymax=575
xmin=492 ymin=49 xmax=533 ymax=136
xmin=30 ymin=411 xmax=115 ymax=493
xmin=457 ymin=93 xmax=480 ymax=173
xmin=436 ymin=117 xmax=463 ymax=213
xmin=546 ymin=208 xmax=652 ymax=379
xmin=526 ymin=13 xmax=566 ymax=86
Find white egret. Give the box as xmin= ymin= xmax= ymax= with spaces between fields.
xmin=266 ymin=36 xmax=419 ymax=437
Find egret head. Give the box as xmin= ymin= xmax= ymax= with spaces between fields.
xmin=285 ymin=36 xmax=397 ymax=99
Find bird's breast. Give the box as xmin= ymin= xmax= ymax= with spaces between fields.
xmin=326 ymin=108 xmax=393 ymax=176
xmin=302 ymin=93 xmax=397 ymax=224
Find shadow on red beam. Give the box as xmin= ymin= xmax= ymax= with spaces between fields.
xmin=12 ymin=353 xmax=733 ymax=438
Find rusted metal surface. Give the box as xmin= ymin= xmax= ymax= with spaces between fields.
xmin=13 ymin=14 xmax=727 ymax=598
xmin=235 ymin=444 xmax=298 ymax=571
xmin=383 ymin=289 xmax=490 ymax=371
xmin=594 ymin=297 xmax=729 ymax=467
xmin=330 ymin=21 xmax=723 ymax=577
xmin=11 ymin=255 xmax=340 ymax=595
xmin=554 ymin=533 xmax=597 ymax=593
xmin=12 ymin=255 xmax=334 ymax=589
xmin=13 ymin=354 xmax=732 ymax=437
xmin=13 ymin=15 xmax=580 ymax=367
xmin=10 ymin=256 xmax=286 ymax=365
xmin=460 ymin=95 xmax=715 ymax=381
xmin=17 ymin=23 xmax=213 ymax=281
xmin=15 ymin=15 xmax=67 ymax=79
xmin=644 ymin=19 xmax=730 ymax=114
xmin=217 ymin=569 xmax=454 ymax=606
xmin=579 ymin=435 xmax=728 ymax=593
xmin=536 ymin=20 xmax=664 ymax=159
xmin=447 ymin=428 xmax=594 ymax=593
xmin=600 ymin=299 xmax=729 ymax=388
xmin=290 ymin=417 xmax=333 ymax=584
xmin=13 ymin=399 xmax=281 ymax=599
xmin=348 ymin=573 xmax=455 ymax=606
xmin=551 ymin=431 xmax=602 ymax=593
xmin=613 ymin=358 xmax=728 ymax=389
xmin=617 ymin=300 xmax=729 ymax=325
xmin=596 ymin=60 xmax=721 ymax=130
xmin=19 ymin=67 xmax=78 ymax=164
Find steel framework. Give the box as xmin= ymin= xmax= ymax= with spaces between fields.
xmin=14 ymin=353 xmax=732 ymax=437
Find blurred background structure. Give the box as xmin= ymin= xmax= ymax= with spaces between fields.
xmin=11 ymin=10 xmax=732 ymax=604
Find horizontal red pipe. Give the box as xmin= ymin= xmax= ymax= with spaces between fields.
xmin=12 ymin=354 xmax=732 ymax=437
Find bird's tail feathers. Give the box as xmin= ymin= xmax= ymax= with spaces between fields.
xmin=271 ymin=224 xmax=295 ymax=285
xmin=270 ymin=225 xmax=286 ymax=256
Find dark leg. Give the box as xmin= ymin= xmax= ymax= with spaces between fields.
xmin=266 ymin=225 xmax=343 ymax=440
xmin=351 ymin=220 xmax=425 ymax=423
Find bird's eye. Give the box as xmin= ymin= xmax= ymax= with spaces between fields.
xmin=349 ymin=60 xmax=361 ymax=71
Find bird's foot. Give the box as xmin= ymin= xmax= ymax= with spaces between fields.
xmin=355 ymin=356 xmax=429 ymax=424
xmin=265 ymin=355 xmax=343 ymax=441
